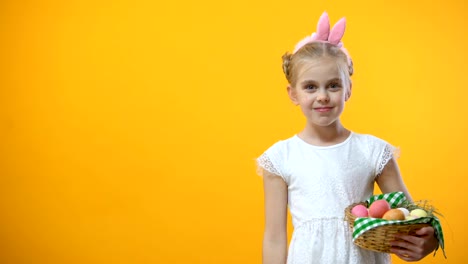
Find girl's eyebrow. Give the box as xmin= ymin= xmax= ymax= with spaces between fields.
xmin=300 ymin=79 xmax=318 ymax=85
xmin=327 ymin=78 xmax=343 ymax=83
xmin=300 ymin=78 xmax=342 ymax=85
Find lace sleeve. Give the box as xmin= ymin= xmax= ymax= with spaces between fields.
xmin=256 ymin=153 xmax=281 ymax=176
xmin=376 ymin=144 xmax=396 ymax=177
xmin=256 ymin=140 xmax=289 ymax=183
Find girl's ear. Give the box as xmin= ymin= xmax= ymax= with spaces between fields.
xmin=287 ymin=85 xmax=299 ymax=105
xmin=345 ymin=82 xmax=352 ymax=101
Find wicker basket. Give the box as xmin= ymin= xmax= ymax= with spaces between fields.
xmin=344 ymin=202 xmax=430 ymax=253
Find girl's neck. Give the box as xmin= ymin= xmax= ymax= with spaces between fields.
xmin=298 ymin=122 xmax=350 ymax=146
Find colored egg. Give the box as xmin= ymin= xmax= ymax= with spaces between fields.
xmin=368 ymin=200 xmax=390 ymax=218
xmin=351 ymin=204 xmax=369 ymax=217
xmin=382 ymin=209 xmax=405 ymax=220
xmin=396 ymin=207 xmax=410 ymax=217
xmin=410 ymin=209 xmax=428 ymax=218
xmin=405 ymin=215 xmax=418 ymax=220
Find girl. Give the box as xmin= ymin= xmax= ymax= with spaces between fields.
xmin=257 ymin=12 xmax=439 ymax=263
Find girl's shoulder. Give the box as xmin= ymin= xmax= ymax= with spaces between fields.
xmin=351 ymin=132 xmax=395 ymax=164
xmin=257 ymin=135 xmax=298 ymax=181
xmin=350 ymin=132 xmax=390 ymax=147
xmin=261 ymin=135 xmax=298 ymax=154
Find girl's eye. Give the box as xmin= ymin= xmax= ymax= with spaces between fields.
xmin=329 ymin=83 xmax=341 ymax=90
xmin=305 ymin=84 xmax=317 ymax=90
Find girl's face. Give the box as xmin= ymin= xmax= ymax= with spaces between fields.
xmin=288 ymin=57 xmax=351 ymax=128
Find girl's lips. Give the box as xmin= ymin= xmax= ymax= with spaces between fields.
xmin=314 ymin=107 xmax=333 ymax=112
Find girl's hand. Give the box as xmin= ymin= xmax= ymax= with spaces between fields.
xmin=389 ymin=226 xmax=439 ymax=261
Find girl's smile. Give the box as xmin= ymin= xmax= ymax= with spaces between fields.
xmin=314 ymin=106 xmax=333 ymax=112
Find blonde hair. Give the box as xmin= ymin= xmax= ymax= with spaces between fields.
xmin=282 ymin=42 xmax=353 ymax=87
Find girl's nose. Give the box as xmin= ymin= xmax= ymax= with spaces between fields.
xmin=316 ymin=90 xmax=330 ymax=103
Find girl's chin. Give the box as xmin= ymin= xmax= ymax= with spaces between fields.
xmin=308 ymin=120 xmax=340 ymax=127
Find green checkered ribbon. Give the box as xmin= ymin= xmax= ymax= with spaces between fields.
xmin=352 ymin=192 xmax=445 ymax=257
xmin=366 ymin=192 xmax=407 ymax=207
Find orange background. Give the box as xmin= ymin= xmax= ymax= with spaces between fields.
xmin=0 ymin=0 xmax=466 ymax=263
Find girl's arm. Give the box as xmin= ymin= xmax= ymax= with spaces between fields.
xmin=262 ymin=169 xmax=288 ymax=264
xmin=376 ymin=158 xmax=439 ymax=261
xmin=375 ymin=157 xmax=412 ymax=201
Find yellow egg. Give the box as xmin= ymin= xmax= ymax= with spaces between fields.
xmin=405 ymin=215 xmax=418 ymax=220
xmin=410 ymin=209 xmax=428 ymax=217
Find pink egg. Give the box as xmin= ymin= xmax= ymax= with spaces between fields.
xmin=368 ymin=200 xmax=390 ymax=218
xmin=351 ymin=204 xmax=369 ymax=217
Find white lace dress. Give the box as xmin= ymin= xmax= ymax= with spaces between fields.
xmin=257 ymin=132 xmax=393 ymax=264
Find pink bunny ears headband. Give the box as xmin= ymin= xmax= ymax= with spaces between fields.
xmin=293 ymin=12 xmax=351 ymax=64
